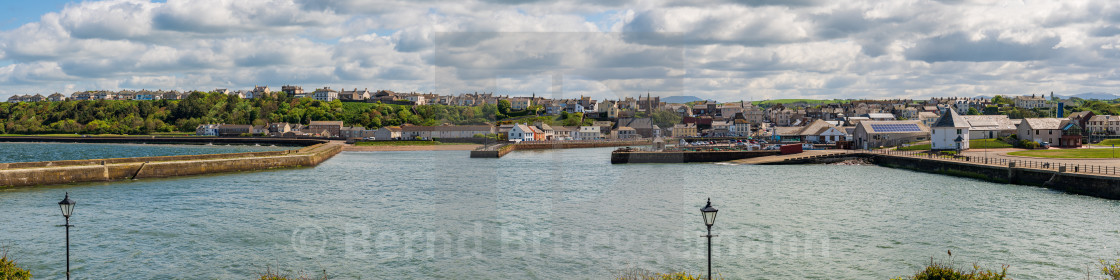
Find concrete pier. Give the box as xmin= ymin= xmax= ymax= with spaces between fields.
xmin=471 ymin=140 xmax=651 ymax=158
xmin=0 ymin=143 xmax=342 ymax=188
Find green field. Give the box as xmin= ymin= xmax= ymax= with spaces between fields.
xmin=897 ymin=139 xmax=1013 ymax=151
xmin=1098 ymin=139 xmax=1120 ymax=146
xmin=1007 ymin=148 xmax=1120 ymax=158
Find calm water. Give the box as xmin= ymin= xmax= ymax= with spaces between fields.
xmin=1 ymin=146 xmax=1119 ymax=279
xmin=0 ymin=142 xmax=291 ymax=163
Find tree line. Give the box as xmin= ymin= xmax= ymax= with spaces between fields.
xmin=0 ymin=91 xmax=506 ymax=135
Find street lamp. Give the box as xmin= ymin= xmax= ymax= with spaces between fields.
xmin=954 ymin=135 xmax=963 ymax=154
xmin=700 ymin=198 xmax=718 ymax=280
xmin=58 ymin=192 xmax=75 ymax=280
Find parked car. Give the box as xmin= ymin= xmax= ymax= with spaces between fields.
xmin=1040 ymin=142 xmax=1051 ymax=149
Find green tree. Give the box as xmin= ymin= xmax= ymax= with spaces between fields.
xmin=497 ymin=100 xmax=511 ymax=115
xmin=967 ymin=107 xmax=980 ymax=115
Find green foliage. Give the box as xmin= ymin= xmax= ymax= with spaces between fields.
xmin=257 ymin=266 xmax=327 ymax=280
xmin=1100 ymin=139 xmax=1120 ymax=146
xmin=650 ymin=110 xmax=682 ymax=130
xmin=1100 ymin=259 xmax=1120 ymax=280
xmin=1017 ymin=140 xmax=1040 ymax=149
xmin=0 ymin=93 xmax=505 ymax=134
xmin=967 ymin=107 xmax=980 ymax=115
xmin=614 ymin=267 xmax=720 ymax=280
xmin=892 ymin=258 xmax=1009 ymax=280
xmin=0 ymin=250 xmax=31 ymax=280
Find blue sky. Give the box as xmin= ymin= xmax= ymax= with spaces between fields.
xmin=0 ymin=0 xmax=69 ymax=30
xmin=0 ymin=0 xmax=1118 ymax=101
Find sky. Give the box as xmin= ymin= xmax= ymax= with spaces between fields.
xmin=0 ymin=0 xmax=1118 ymax=101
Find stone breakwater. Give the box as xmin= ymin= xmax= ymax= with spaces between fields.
xmin=0 ymin=143 xmax=342 ymax=188
xmin=470 ymin=140 xmax=652 ymax=158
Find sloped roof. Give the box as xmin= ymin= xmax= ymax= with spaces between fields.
xmin=857 ymin=120 xmax=930 ymax=134
xmin=932 ymin=108 xmax=968 ymax=128
xmin=1021 ymin=118 xmax=1064 ymax=130
xmin=961 ymin=115 xmax=1015 ymax=130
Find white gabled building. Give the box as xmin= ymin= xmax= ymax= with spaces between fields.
xmin=930 ymin=108 xmax=969 ymax=151
xmin=508 ymin=123 xmax=535 ymax=142
xmin=576 ymin=126 xmax=601 ymax=140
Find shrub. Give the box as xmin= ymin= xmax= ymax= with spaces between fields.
xmin=1017 ymin=140 xmax=1040 ymax=149
xmin=615 ymin=267 xmax=722 ymax=280
xmin=892 ymin=258 xmax=1008 ymax=280
xmin=1100 ymin=259 xmax=1120 ymax=280
xmin=257 ymin=266 xmax=327 ymax=280
xmin=0 ymin=250 xmax=32 ymax=280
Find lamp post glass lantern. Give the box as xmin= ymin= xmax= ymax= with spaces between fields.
xmin=700 ymin=198 xmax=718 ymax=280
xmin=58 ymin=192 xmax=75 ymax=280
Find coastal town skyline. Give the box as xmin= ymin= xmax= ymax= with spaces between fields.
xmin=3 ymin=0 xmax=1120 ymax=101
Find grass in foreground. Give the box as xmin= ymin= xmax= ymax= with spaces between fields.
xmin=0 ymin=250 xmax=31 ymax=280
xmin=615 ymin=267 xmax=721 ymax=280
xmin=1007 ymin=148 xmax=1120 ymax=159
xmin=893 ymin=255 xmax=1008 ymax=280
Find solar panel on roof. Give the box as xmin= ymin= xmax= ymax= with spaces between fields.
xmin=870 ymin=124 xmax=921 ymax=132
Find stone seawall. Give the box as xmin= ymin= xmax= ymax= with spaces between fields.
xmin=0 ymin=143 xmax=341 ymax=188
xmin=0 ymin=136 xmax=326 ymax=146
xmin=612 ymin=150 xmax=781 ymax=164
xmin=870 ymin=154 xmax=1120 ymax=200
xmin=471 ymin=140 xmax=650 ymax=158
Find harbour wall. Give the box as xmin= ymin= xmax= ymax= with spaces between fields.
xmin=471 ymin=140 xmax=651 ymax=158
xmin=0 ymin=143 xmax=341 ymax=188
xmin=769 ymin=153 xmax=1120 ymax=200
xmin=612 ymin=150 xmax=781 ymax=164
xmin=869 ymin=154 xmax=1120 ymax=199
xmin=0 ymin=136 xmax=326 ymax=146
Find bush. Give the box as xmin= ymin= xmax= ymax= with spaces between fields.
xmin=257 ymin=266 xmax=327 ymax=280
xmin=892 ymin=258 xmax=1008 ymax=280
xmin=1101 ymin=259 xmax=1120 ymax=280
xmin=615 ymin=267 xmax=721 ymax=280
xmin=1017 ymin=140 xmax=1040 ymax=149
xmin=0 ymin=250 xmax=32 ymax=280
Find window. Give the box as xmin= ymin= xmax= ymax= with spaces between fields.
xmin=956 ymin=129 xmax=961 ymax=134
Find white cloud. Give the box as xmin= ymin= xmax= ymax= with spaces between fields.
xmin=0 ymin=0 xmax=1118 ymax=100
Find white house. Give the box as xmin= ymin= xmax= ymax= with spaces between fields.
xmin=508 ymin=123 xmax=535 ymax=142
xmin=195 ymin=124 xmax=219 ymax=136
xmin=577 ymin=126 xmax=601 ymax=140
xmin=930 ymin=108 xmax=969 ymax=151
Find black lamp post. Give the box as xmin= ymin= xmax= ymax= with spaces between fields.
xmin=700 ymin=198 xmax=718 ymax=280
xmin=58 ymin=192 xmax=75 ymax=280
xmin=954 ymin=135 xmax=963 ymax=154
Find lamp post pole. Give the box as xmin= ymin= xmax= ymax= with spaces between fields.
xmin=58 ymin=193 xmax=75 ymax=280
xmin=700 ymin=198 xmax=719 ymax=280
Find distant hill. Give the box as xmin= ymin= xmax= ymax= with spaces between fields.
xmin=1067 ymin=92 xmax=1120 ymax=100
xmin=661 ymin=96 xmax=705 ymax=104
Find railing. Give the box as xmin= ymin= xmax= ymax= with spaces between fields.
xmin=869 ymin=148 xmax=1120 ymax=176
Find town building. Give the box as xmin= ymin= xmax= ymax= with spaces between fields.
xmin=852 ymin=120 xmax=930 ymax=149
xmin=1017 ymin=118 xmax=1064 ymax=145
xmin=374 ymin=126 xmax=402 ymax=140
xmin=508 ymin=123 xmax=535 ymax=142
xmin=312 ymin=87 xmax=339 ymax=102
xmin=195 ymin=124 xmax=219 ymax=136
xmin=308 ymin=121 xmax=344 ymax=137
xmin=930 ymin=109 xmax=969 ymax=151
